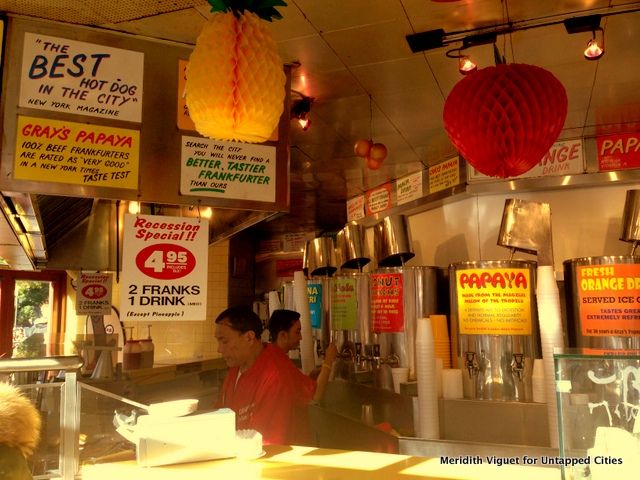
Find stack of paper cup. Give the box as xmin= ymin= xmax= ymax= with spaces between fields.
xmin=267 ymin=291 xmax=281 ymax=318
xmin=293 ymin=271 xmax=315 ymax=375
xmin=536 ymin=265 xmax=565 ymax=449
xmin=435 ymin=358 xmax=443 ymax=398
xmin=430 ymin=315 xmax=451 ymax=368
xmin=415 ymin=317 xmax=439 ymax=439
xmin=442 ymin=369 xmax=464 ymax=399
xmin=532 ymin=358 xmax=546 ymax=403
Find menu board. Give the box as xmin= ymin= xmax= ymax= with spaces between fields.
xmin=14 ymin=115 xmax=139 ymax=188
xmin=19 ymin=32 xmax=144 ymax=122
xmin=455 ymin=268 xmax=532 ymax=335
xmin=120 ymin=214 xmax=208 ymax=321
xmin=307 ymin=282 xmax=322 ymax=329
xmin=371 ymin=272 xmax=404 ymax=333
xmin=180 ymin=136 xmax=276 ymax=202
xmin=76 ymin=272 xmax=113 ymax=315
xmin=577 ymin=264 xmax=640 ymax=336
xmin=331 ymin=277 xmax=357 ymax=330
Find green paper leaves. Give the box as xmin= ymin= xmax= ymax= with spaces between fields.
xmin=207 ymin=0 xmax=287 ymax=21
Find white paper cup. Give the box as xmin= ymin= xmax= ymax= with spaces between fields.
xmin=391 ymin=367 xmax=410 ymax=393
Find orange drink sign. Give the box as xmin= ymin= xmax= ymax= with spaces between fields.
xmin=456 ymin=268 xmax=532 ymax=335
xmin=577 ymin=263 xmax=640 ymax=336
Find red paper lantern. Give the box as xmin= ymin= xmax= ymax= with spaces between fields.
xmin=443 ymin=64 xmax=567 ymax=178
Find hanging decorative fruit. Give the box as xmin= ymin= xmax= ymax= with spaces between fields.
xmin=443 ymin=63 xmax=567 ymax=178
xmin=185 ymin=0 xmax=287 ymax=143
xmin=354 ymin=139 xmax=372 ymax=158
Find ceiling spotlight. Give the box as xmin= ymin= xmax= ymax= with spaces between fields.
xmin=291 ymin=90 xmax=314 ymax=131
xmin=584 ymin=28 xmax=605 ymax=60
xmin=458 ymin=55 xmax=477 ymax=75
xmin=564 ymin=14 xmax=605 ymax=61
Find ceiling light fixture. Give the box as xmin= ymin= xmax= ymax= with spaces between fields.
xmin=291 ymin=90 xmax=314 ymax=131
xmin=445 ymin=32 xmax=496 ymax=75
xmin=564 ymin=14 xmax=605 ymax=61
xmin=406 ymin=6 xmax=636 ymax=54
xmin=584 ymin=28 xmax=605 ymax=60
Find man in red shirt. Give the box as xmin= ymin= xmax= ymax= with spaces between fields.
xmin=215 ymin=306 xmax=314 ymax=445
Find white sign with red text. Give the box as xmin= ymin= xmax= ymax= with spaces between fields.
xmin=76 ymin=271 xmax=113 ymax=315
xmin=120 ymin=214 xmax=208 ymax=321
xmin=468 ymin=139 xmax=584 ymax=182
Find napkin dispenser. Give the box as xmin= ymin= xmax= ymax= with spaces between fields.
xmin=122 ymin=409 xmax=237 ymax=467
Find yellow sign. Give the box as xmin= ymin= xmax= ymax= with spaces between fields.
xmin=14 ymin=115 xmax=139 ymax=189
xmin=429 ymin=157 xmax=459 ymax=194
xmin=456 ymin=268 xmax=532 ymax=335
xmin=177 ymin=60 xmax=197 ymax=132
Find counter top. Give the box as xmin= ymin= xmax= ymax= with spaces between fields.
xmin=80 ymin=444 xmax=561 ymax=480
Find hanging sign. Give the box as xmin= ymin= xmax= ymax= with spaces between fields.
xmin=331 ymin=277 xmax=358 ymax=330
xmin=397 ymin=170 xmax=423 ymax=204
xmin=346 ymin=195 xmax=365 ymax=222
xmin=365 ymin=183 xmax=392 ymax=216
xmin=429 ymin=157 xmax=459 ymax=193
xmin=177 ymin=59 xmax=196 ymax=131
xmin=371 ymin=272 xmax=404 ymax=333
xmin=19 ymin=32 xmax=144 ymax=122
xmin=576 ymin=263 xmax=640 ymax=336
xmin=597 ymin=133 xmax=640 ymax=171
xmin=468 ymin=139 xmax=584 ymax=181
xmin=14 ymin=115 xmax=139 ymax=188
xmin=76 ymin=272 xmax=113 ymax=315
xmin=120 ymin=213 xmax=208 ymax=321
xmin=455 ymin=268 xmax=532 ymax=335
xmin=307 ymin=282 xmax=322 ymax=329
xmin=181 ymin=136 xmax=276 ymax=202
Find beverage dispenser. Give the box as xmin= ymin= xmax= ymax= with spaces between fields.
xmin=371 ymin=215 xmax=443 ymax=384
xmin=564 ymin=189 xmax=640 ymax=350
xmin=303 ymin=237 xmax=337 ymax=356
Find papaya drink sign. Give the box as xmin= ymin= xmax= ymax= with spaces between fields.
xmin=19 ymin=33 xmax=143 ymax=122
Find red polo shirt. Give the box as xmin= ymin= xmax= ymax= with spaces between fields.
xmin=218 ymin=343 xmax=315 ymax=445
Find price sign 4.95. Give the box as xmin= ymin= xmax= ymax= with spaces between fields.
xmin=120 ymin=214 xmax=208 ymax=321
xmin=136 ymin=243 xmax=196 ymax=280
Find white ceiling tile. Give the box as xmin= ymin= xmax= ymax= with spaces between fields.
xmin=350 ymin=56 xmax=440 ymax=96
xmin=291 ymin=68 xmax=365 ymax=101
xmin=102 ymin=8 xmax=206 ymax=44
xmin=277 ymin=34 xmax=344 ymax=73
xmin=293 ymin=0 xmax=408 ymax=33
xmin=321 ymin=17 xmax=415 ymax=67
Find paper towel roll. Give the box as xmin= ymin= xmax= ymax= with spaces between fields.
xmin=442 ymin=369 xmax=463 ymax=399
xmin=293 ymin=271 xmax=315 ymax=374
xmin=536 ymin=265 xmax=565 ymax=448
xmin=268 ymin=291 xmax=281 ymax=318
xmin=415 ymin=317 xmax=439 ymax=439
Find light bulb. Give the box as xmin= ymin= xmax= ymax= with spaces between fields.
xmin=584 ymin=38 xmax=604 ymax=60
xmin=128 ymin=201 xmax=140 ymax=214
xmin=459 ymin=55 xmax=477 ymax=75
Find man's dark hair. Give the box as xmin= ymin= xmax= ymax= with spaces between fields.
xmin=215 ymin=305 xmax=263 ymax=339
xmin=267 ymin=309 xmax=301 ymax=341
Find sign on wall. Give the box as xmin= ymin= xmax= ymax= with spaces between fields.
xmin=76 ymin=272 xmax=113 ymax=315
xmin=19 ymin=33 xmax=144 ymax=122
xmin=468 ymin=139 xmax=584 ymax=181
xmin=14 ymin=115 xmax=140 ymax=188
xmin=177 ymin=59 xmax=196 ymax=131
xmin=597 ymin=133 xmax=640 ymax=171
xmin=181 ymin=136 xmax=276 ymax=202
xmin=365 ymin=183 xmax=392 ymax=216
xmin=455 ymin=268 xmax=532 ymax=335
xmin=397 ymin=170 xmax=423 ymax=204
xmin=371 ymin=272 xmax=404 ymax=333
xmin=346 ymin=195 xmax=365 ymax=222
xmin=429 ymin=157 xmax=459 ymax=193
xmin=576 ymin=263 xmax=640 ymax=336
xmin=120 ymin=214 xmax=209 ymax=321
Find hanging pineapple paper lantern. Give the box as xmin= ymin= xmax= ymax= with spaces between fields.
xmin=443 ymin=64 xmax=567 ymax=178
xmin=185 ymin=0 xmax=286 ymax=143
